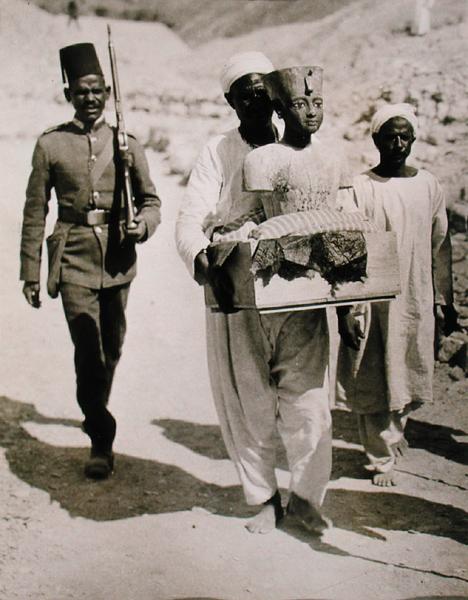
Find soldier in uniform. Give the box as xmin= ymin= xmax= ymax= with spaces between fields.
xmin=20 ymin=43 xmax=161 ymax=479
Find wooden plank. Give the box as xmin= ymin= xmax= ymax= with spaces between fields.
xmin=205 ymin=232 xmax=400 ymax=312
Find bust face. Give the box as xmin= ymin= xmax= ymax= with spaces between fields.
xmin=281 ymin=93 xmax=324 ymax=137
xmin=373 ymin=117 xmax=415 ymax=166
xmin=67 ymin=74 xmax=110 ymax=125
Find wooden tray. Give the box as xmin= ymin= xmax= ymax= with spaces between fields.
xmin=205 ymin=232 xmax=400 ymax=313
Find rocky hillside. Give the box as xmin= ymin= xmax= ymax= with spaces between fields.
xmin=31 ymin=0 xmax=359 ymax=44
xmin=147 ymin=0 xmax=466 ymax=211
xmin=2 ymin=0 xmax=467 ymax=210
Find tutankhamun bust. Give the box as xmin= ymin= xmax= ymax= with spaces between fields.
xmin=243 ymin=66 xmax=354 ymax=220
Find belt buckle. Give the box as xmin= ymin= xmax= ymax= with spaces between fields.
xmin=86 ymin=209 xmax=107 ymax=226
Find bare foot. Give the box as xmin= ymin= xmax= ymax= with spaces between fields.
xmin=391 ymin=436 xmax=409 ymax=458
xmin=373 ymin=470 xmax=396 ymax=487
xmin=245 ymin=491 xmax=284 ymax=534
xmin=245 ymin=504 xmax=277 ymax=534
xmin=286 ymin=492 xmax=332 ymax=536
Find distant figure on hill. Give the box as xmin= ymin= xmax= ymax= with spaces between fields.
xmin=411 ymin=0 xmax=434 ymax=35
xmin=67 ymin=0 xmax=80 ymax=29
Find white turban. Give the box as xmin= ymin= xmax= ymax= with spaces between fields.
xmin=220 ymin=51 xmax=274 ymax=94
xmin=370 ymin=103 xmax=418 ymax=135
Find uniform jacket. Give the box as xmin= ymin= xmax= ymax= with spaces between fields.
xmin=20 ymin=117 xmax=161 ymax=291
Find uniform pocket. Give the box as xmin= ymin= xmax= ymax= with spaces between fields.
xmin=46 ymin=223 xmax=72 ymax=298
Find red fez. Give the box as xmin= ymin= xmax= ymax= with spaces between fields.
xmin=59 ymin=43 xmax=103 ymax=84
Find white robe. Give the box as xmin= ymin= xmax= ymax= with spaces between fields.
xmin=337 ymin=169 xmax=448 ymax=414
xmin=175 ymin=128 xmax=332 ymax=506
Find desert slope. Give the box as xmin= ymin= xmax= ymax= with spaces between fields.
xmin=31 ymin=0 xmax=360 ymax=44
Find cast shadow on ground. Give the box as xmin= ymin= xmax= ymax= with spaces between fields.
xmin=154 ymin=416 xmax=372 ymax=481
xmin=0 ymin=396 xmax=255 ymax=522
xmin=405 ymin=418 xmax=468 ymax=466
xmin=331 ymin=409 xmax=468 ymax=466
xmin=154 ymin=416 xmax=468 ymax=545
xmin=1 ymin=396 xmax=467 ymax=549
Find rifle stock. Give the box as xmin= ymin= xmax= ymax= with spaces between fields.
xmin=107 ymin=25 xmax=137 ymax=230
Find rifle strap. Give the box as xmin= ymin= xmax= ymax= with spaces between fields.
xmin=91 ymin=128 xmax=115 ymax=189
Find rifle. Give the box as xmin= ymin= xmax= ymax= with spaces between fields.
xmin=107 ymin=24 xmax=138 ymax=230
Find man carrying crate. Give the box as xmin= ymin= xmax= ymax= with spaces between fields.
xmin=177 ymin=57 xmax=356 ymax=534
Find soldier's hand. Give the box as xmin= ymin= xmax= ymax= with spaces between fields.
xmin=194 ymin=249 xmax=210 ymax=286
xmin=125 ymin=218 xmax=147 ymax=243
xmin=120 ymin=149 xmax=134 ymax=167
xmin=23 ymin=281 xmax=41 ymax=308
xmin=337 ymin=306 xmax=365 ymax=351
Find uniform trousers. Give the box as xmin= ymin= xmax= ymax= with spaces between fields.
xmin=60 ymin=282 xmax=130 ymax=451
xmin=207 ymin=307 xmax=332 ymax=508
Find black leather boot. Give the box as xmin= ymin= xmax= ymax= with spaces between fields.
xmin=84 ymin=445 xmax=114 ymax=480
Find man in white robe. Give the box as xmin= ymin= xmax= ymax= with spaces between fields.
xmin=337 ymin=103 xmax=457 ymax=486
xmin=176 ymin=55 xmax=338 ymax=534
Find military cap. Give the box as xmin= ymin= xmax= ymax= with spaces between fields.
xmin=60 ymin=43 xmax=103 ymax=84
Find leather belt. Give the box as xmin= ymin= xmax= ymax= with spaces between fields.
xmin=58 ymin=207 xmax=125 ymax=226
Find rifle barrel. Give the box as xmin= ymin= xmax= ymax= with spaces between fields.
xmin=107 ymin=24 xmax=137 ymax=229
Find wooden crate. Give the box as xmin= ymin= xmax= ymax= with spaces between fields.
xmin=205 ymin=232 xmax=400 ymax=313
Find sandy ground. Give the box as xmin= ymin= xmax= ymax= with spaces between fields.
xmin=0 ymin=138 xmax=467 ymax=600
